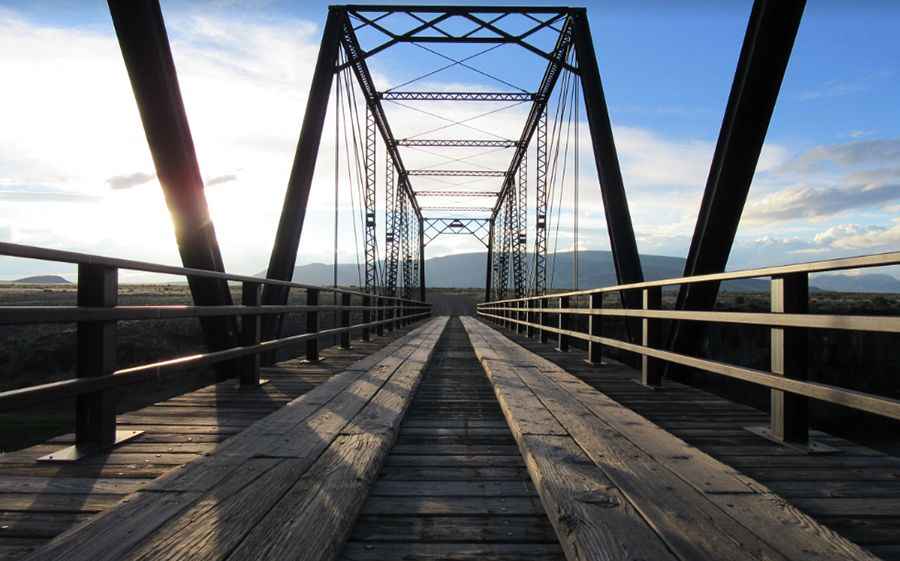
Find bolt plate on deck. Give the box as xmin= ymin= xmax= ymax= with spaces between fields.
xmin=37 ymin=430 xmax=144 ymax=463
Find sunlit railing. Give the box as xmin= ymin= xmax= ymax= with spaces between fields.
xmin=478 ymin=251 xmax=900 ymax=445
xmin=0 ymin=241 xmax=430 ymax=457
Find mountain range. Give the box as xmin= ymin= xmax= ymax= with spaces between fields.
xmin=276 ymin=250 xmax=900 ymax=293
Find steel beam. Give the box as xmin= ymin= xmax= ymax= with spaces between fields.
xmin=512 ymin=152 xmax=527 ymax=298
xmin=261 ymin=7 xmax=343 ymax=337
xmin=534 ymin=109 xmax=548 ymax=295
xmin=668 ymin=0 xmax=805 ymax=367
xmin=485 ymin=216 xmax=495 ymax=301
xmin=396 ymin=139 xmax=518 ymax=148
xmin=408 ymin=170 xmax=507 ymax=177
xmin=382 ymin=92 xmax=534 ymax=102
xmin=571 ymin=9 xmax=644 ymax=319
xmin=493 ymin=17 xmax=574 ymax=214
xmin=385 ymin=160 xmax=399 ymax=296
xmin=364 ymin=106 xmax=378 ymax=293
xmin=339 ymin=12 xmax=421 ymax=220
xmin=419 ymin=216 xmax=426 ymax=302
xmin=108 ymin=0 xmax=237 ymax=351
xmin=416 ymin=191 xmax=499 ymax=198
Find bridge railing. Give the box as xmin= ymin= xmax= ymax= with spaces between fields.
xmin=0 ymin=241 xmax=430 ymax=458
xmin=477 ymin=251 xmax=900 ymax=447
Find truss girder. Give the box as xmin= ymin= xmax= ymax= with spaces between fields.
xmin=396 ymin=139 xmax=518 ymax=148
xmin=382 ymin=92 xmax=534 ymax=102
xmin=364 ymin=107 xmax=378 ymax=293
xmin=423 ymin=218 xmax=491 ymax=248
xmin=384 ymin=160 xmax=399 ymax=296
xmin=415 ymin=191 xmax=499 ymax=198
xmin=338 ymin=12 xmax=421 ymax=221
xmin=493 ymin=16 xmax=574 ymax=215
xmin=512 ymin=151 xmax=527 ymax=298
xmin=534 ymin=109 xmax=548 ymax=295
xmin=408 ymin=170 xmax=507 ymax=177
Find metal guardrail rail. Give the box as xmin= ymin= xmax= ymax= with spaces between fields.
xmin=0 ymin=241 xmax=431 ymax=459
xmin=477 ymin=250 xmax=900 ymax=448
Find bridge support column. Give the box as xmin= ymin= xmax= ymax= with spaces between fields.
xmin=262 ymin=7 xmax=343 ymax=338
xmin=109 ymin=0 xmax=237 ymax=354
xmin=571 ymin=9 xmax=644 ymax=329
xmin=668 ymin=0 xmax=805 ymax=373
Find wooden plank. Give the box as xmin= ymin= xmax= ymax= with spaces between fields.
xmin=20 ymin=318 xmax=446 ymax=561
xmin=349 ymin=515 xmax=558 ymax=543
xmin=463 ymin=317 xmax=883 ymax=561
xmin=339 ymin=542 xmax=565 ymax=561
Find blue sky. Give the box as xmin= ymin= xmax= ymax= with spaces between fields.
xmin=0 ymin=1 xmax=898 ymax=281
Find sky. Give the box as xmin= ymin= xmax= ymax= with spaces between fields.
xmin=0 ymin=0 xmax=898 ymax=282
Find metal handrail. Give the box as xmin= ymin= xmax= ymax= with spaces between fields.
xmin=476 ymin=251 xmax=900 ymax=443
xmin=482 ymin=250 xmax=900 ymax=304
xmin=0 ymin=241 xmax=423 ymax=305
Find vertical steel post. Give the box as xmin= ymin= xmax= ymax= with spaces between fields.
xmin=484 ymin=217 xmax=495 ymax=302
xmin=571 ymin=9 xmax=644 ymax=323
xmin=75 ymin=264 xmax=118 ymax=448
xmin=641 ymin=287 xmax=663 ymax=387
xmin=306 ymin=288 xmax=319 ymax=362
xmin=419 ymin=215 xmax=427 ymax=303
xmin=239 ymin=282 xmax=261 ymax=387
xmin=534 ymin=109 xmax=548 ymax=296
xmin=587 ymin=292 xmax=603 ymax=365
xmin=770 ymin=273 xmax=809 ymax=443
xmin=262 ymin=7 xmax=343 ymax=337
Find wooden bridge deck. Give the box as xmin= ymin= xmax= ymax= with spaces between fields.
xmin=1 ymin=315 xmax=897 ymax=560
xmin=493 ymin=319 xmax=900 ymax=561
xmin=0 ymin=322 xmax=427 ymax=561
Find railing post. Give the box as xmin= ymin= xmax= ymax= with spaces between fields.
xmin=641 ymin=287 xmax=663 ymax=387
xmin=239 ymin=281 xmax=261 ymax=387
xmin=306 ymin=288 xmax=319 ymax=362
xmin=587 ymin=292 xmax=603 ymax=365
xmin=517 ymin=301 xmax=525 ymax=334
xmin=76 ymin=264 xmax=118 ymax=449
xmin=770 ymin=273 xmax=809 ymax=443
xmin=556 ymin=296 xmax=569 ymax=352
xmin=540 ymin=297 xmax=549 ymax=343
xmin=340 ymin=292 xmax=351 ymax=349
xmin=376 ymin=296 xmax=385 ymax=336
xmin=362 ymin=294 xmax=372 ymax=342
xmin=526 ymin=300 xmax=535 ymax=338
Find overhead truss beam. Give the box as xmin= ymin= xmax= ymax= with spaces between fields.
xmin=408 ymin=170 xmax=507 ymax=177
xmin=381 ymin=91 xmax=534 ymax=102
xmin=424 ymin=217 xmax=491 ymax=248
xmin=415 ymin=191 xmax=499 ymax=198
xmin=396 ymin=139 xmax=518 ymax=148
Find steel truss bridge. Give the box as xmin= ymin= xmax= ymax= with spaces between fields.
xmin=4 ymin=3 xmax=900 ymax=561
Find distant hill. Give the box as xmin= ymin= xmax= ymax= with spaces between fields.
xmin=811 ymin=273 xmax=900 ymax=293
xmin=12 ymin=275 xmax=71 ymax=284
xmin=275 ymin=250 xmax=768 ymax=291
xmin=265 ymin=250 xmax=899 ymax=293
